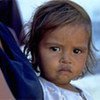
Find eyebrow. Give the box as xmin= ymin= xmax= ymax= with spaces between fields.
xmin=44 ymin=41 xmax=88 ymax=50
xmin=73 ymin=46 xmax=88 ymax=50
xmin=44 ymin=42 xmax=62 ymax=46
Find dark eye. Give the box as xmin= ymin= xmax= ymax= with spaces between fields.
xmin=73 ymin=48 xmax=82 ymax=54
xmin=50 ymin=47 xmax=60 ymax=52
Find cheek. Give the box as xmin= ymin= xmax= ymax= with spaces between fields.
xmin=39 ymin=52 xmax=58 ymax=69
xmin=73 ymin=55 xmax=87 ymax=73
xmin=39 ymin=52 xmax=60 ymax=76
xmin=40 ymin=57 xmax=58 ymax=80
xmin=39 ymin=48 xmax=60 ymax=65
xmin=75 ymin=53 xmax=87 ymax=66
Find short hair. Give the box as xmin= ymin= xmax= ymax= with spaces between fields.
xmin=24 ymin=0 xmax=96 ymax=77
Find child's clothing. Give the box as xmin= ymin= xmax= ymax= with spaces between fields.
xmin=39 ymin=77 xmax=93 ymax=100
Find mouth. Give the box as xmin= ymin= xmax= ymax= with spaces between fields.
xmin=58 ymin=66 xmax=72 ymax=74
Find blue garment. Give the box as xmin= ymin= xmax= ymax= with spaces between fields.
xmin=0 ymin=22 xmax=43 ymax=100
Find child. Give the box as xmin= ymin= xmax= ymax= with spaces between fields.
xmin=24 ymin=0 xmax=95 ymax=100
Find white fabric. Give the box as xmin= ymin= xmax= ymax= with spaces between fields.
xmin=39 ymin=77 xmax=93 ymax=100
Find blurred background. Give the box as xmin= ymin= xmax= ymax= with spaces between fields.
xmin=17 ymin=0 xmax=100 ymax=100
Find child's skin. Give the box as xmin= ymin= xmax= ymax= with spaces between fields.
xmin=38 ymin=24 xmax=89 ymax=92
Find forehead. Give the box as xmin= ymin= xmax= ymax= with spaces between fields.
xmin=42 ymin=25 xmax=89 ymax=45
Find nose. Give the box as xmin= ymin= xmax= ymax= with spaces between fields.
xmin=60 ymin=52 xmax=72 ymax=64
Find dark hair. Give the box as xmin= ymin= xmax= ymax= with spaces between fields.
xmin=24 ymin=0 xmax=96 ymax=77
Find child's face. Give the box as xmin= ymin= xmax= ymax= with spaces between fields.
xmin=38 ymin=25 xmax=89 ymax=88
